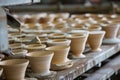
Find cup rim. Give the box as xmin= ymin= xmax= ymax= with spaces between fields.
xmin=46 ymin=45 xmax=70 ymax=51
xmin=24 ymin=44 xmax=46 ymax=49
xmin=26 ymin=50 xmax=54 ymax=58
xmin=0 ymin=59 xmax=29 ymax=67
xmin=89 ymin=30 xmax=105 ymax=34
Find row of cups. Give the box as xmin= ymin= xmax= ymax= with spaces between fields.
xmin=9 ymin=30 xmax=106 ymax=58
xmin=0 ymin=30 xmax=105 ymax=80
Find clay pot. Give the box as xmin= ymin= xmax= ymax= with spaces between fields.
xmin=67 ymin=33 xmax=88 ymax=58
xmin=46 ymin=45 xmax=70 ymax=65
xmin=102 ymin=23 xmax=119 ymax=39
xmin=47 ymin=39 xmax=71 ymax=46
xmin=112 ymin=20 xmax=120 ymax=37
xmin=0 ymin=59 xmax=29 ymax=80
xmin=24 ymin=44 xmax=46 ymax=52
xmin=88 ymin=31 xmax=105 ymax=51
xmin=26 ymin=51 xmax=54 ymax=76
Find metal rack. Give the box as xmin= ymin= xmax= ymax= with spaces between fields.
xmin=0 ymin=0 xmax=41 ymax=52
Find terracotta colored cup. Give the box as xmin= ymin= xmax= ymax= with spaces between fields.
xmin=26 ymin=51 xmax=54 ymax=76
xmin=46 ymin=45 xmax=70 ymax=64
xmin=88 ymin=31 xmax=105 ymax=51
xmin=47 ymin=39 xmax=71 ymax=46
xmin=0 ymin=59 xmax=29 ymax=80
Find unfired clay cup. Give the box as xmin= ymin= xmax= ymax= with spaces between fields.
xmin=0 ymin=59 xmax=29 ymax=80
xmin=67 ymin=33 xmax=88 ymax=58
xmin=88 ymin=31 xmax=105 ymax=51
xmin=102 ymin=23 xmax=119 ymax=39
xmin=26 ymin=51 xmax=54 ymax=76
xmin=46 ymin=45 xmax=70 ymax=65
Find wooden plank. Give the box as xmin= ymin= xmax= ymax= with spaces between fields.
xmin=84 ymin=54 xmax=120 ymax=80
xmin=26 ymin=44 xmax=120 ymax=80
xmin=0 ymin=0 xmax=40 ymax=6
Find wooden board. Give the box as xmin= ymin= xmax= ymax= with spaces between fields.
xmin=27 ymin=44 xmax=120 ymax=80
xmin=55 ymin=44 xmax=120 ymax=80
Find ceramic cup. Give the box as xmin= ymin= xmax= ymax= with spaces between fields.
xmin=102 ymin=23 xmax=120 ymax=44
xmin=88 ymin=31 xmax=105 ymax=51
xmin=0 ymin=59 xmax=29 ymax=80
xmin=26 ymin=51 xmax=54 ymax=76
xmin=47 ymin=39 xmax=71 ymax=46
xmin=67 ymin=33 xmax=88 ymax=58
xmin=102 ymin=23 xmax=119 ymax=39
xmin=112 ymin=20 xmax=120 ymax=38
xmin=46 ymin=45 xmax=70 ymax=65
xmin=24 ymin=44 xmax=46 ymax=52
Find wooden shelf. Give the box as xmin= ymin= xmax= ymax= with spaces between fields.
xmin=26 ymin=44 xmax=120 ymax=80
xmin=0 ymin=0 xmax=40 ymax=6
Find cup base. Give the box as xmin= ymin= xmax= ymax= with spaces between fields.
xmin=103 ymin=38 xmax=120 ymax=44
xmin=71 ymin=54 xmax=86 ymax=59
xmin=91 ymin=48 xmax=102 ymax=52
xmin=51 ymin=59 xmax=73 ymax=70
